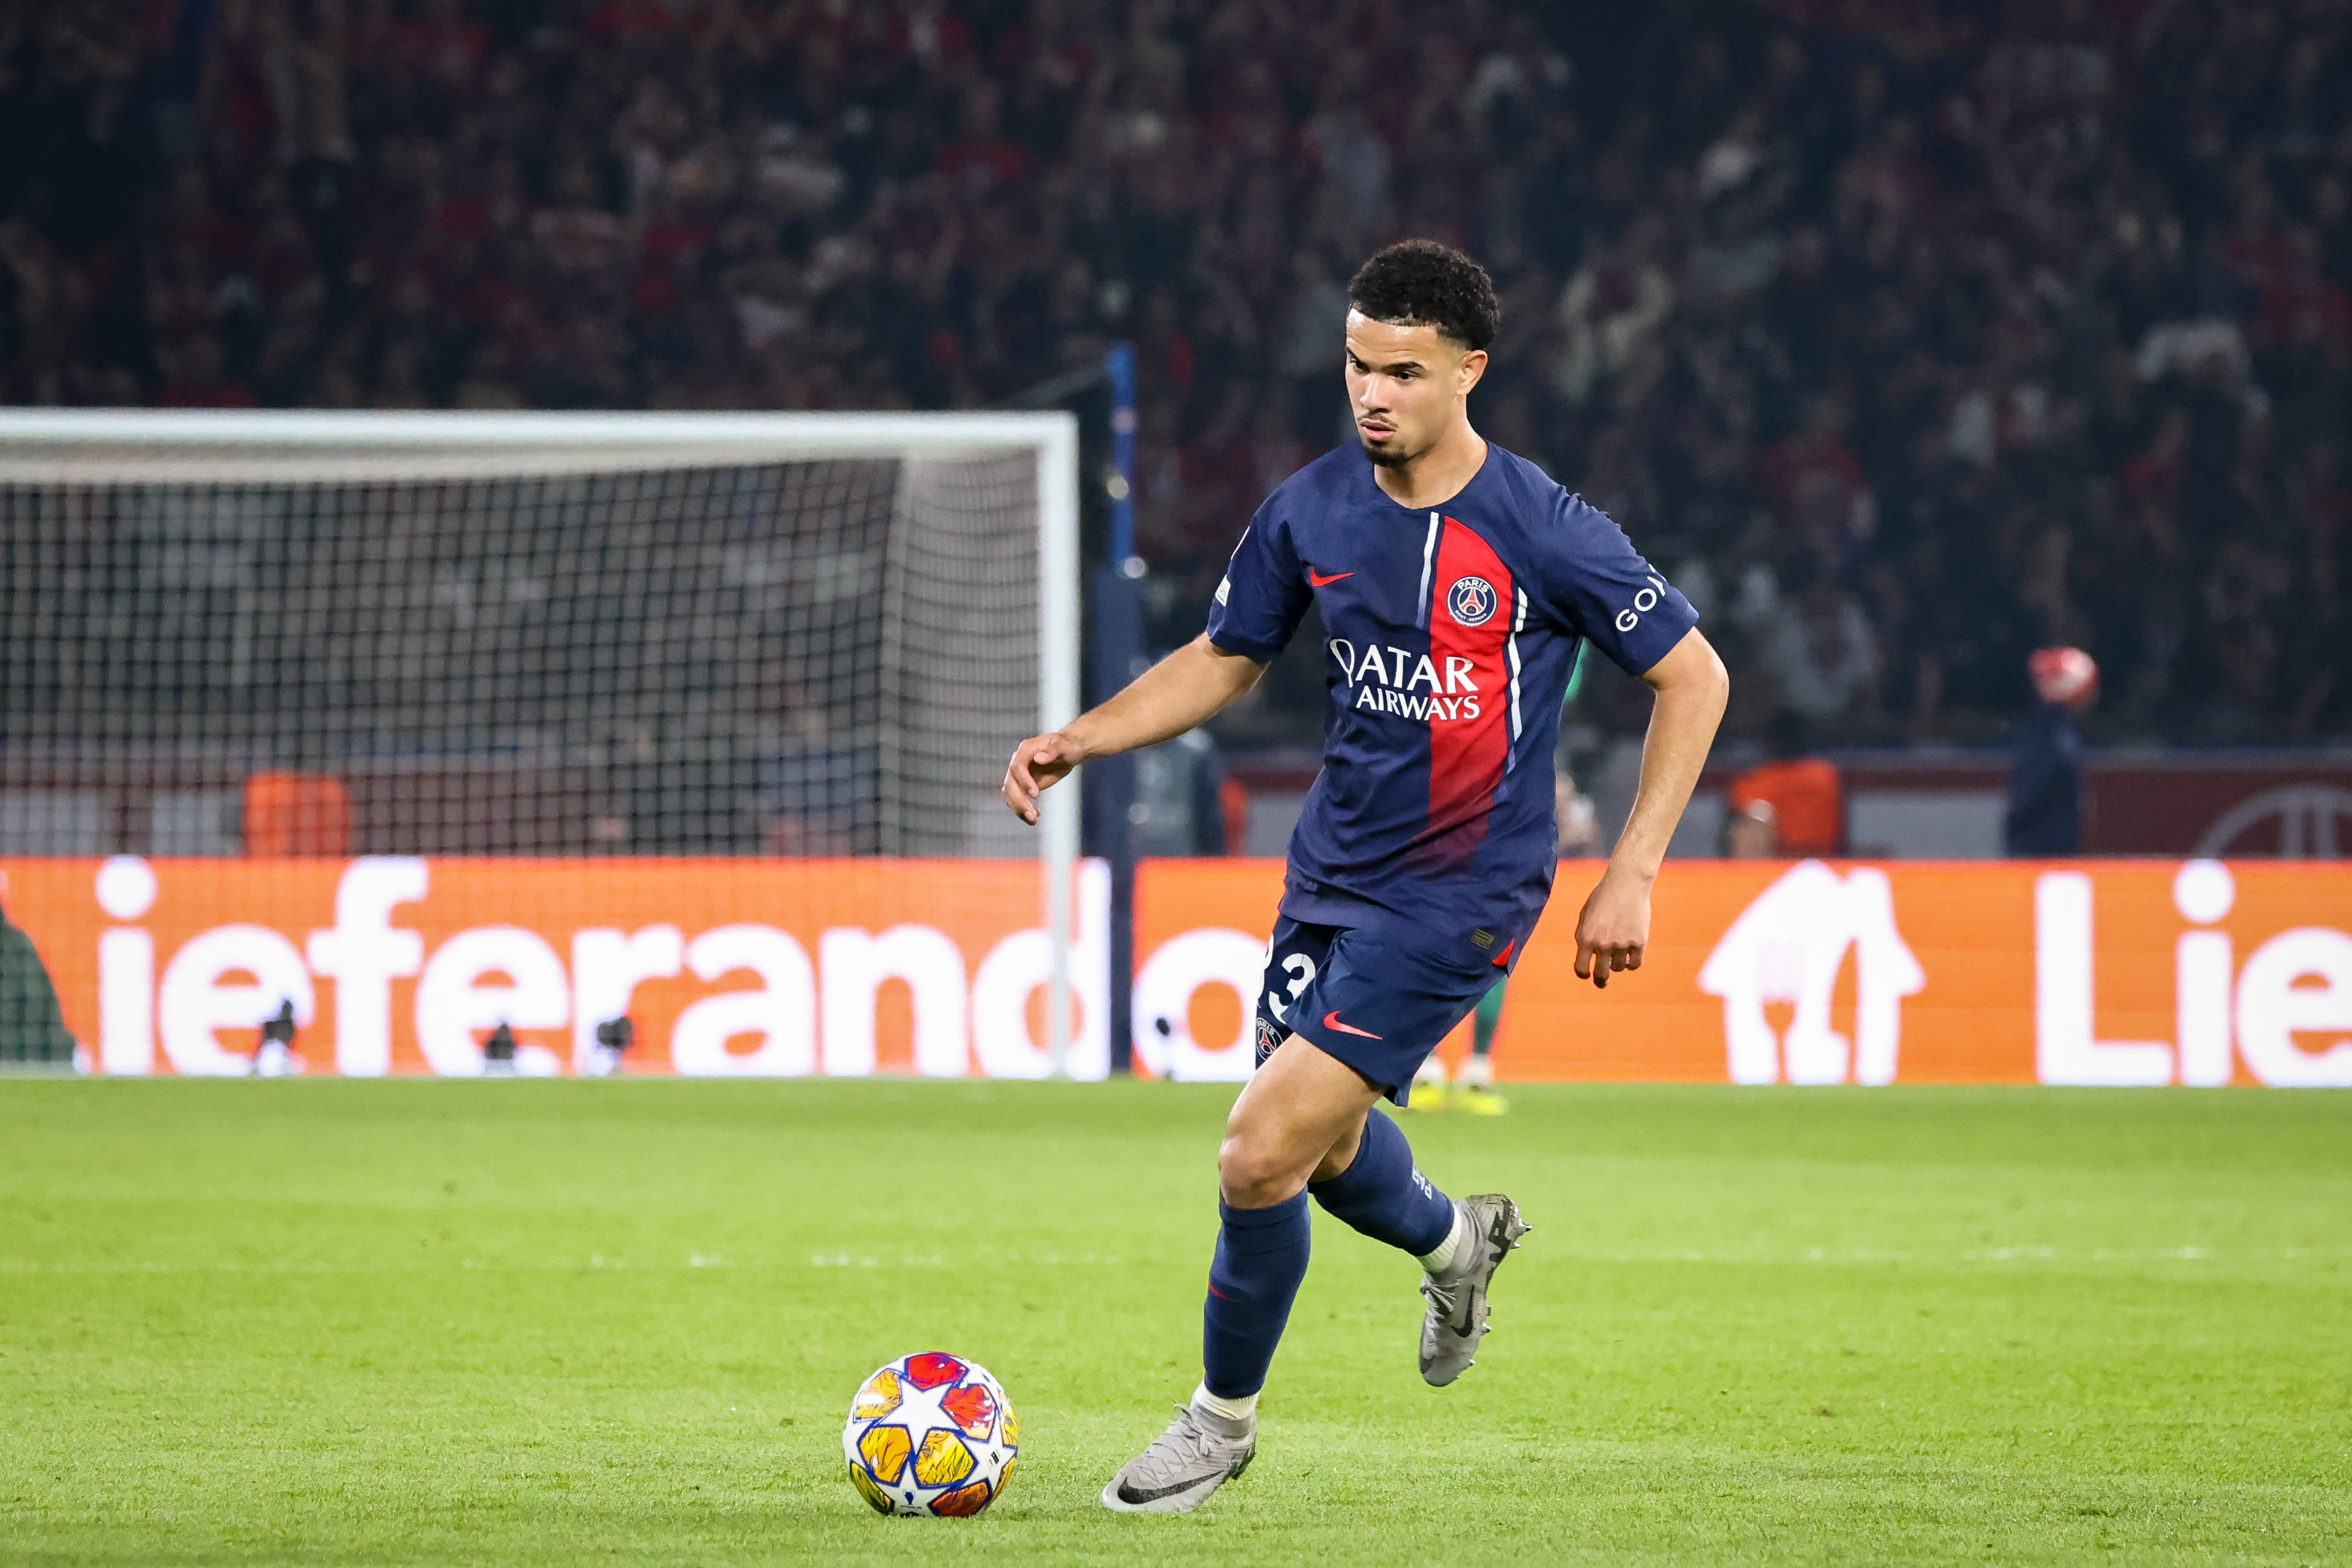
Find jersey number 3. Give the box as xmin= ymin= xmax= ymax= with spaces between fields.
xmin=1265 ymin=951 xmax=1316 ymax=1024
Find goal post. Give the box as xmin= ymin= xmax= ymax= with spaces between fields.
xmin=0 ymin=409 xmax=1084 ymax=1077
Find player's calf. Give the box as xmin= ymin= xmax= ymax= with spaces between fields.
xmin=1306 ymin=1106 xmax=1457 ymax=1254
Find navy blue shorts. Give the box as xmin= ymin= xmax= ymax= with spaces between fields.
xmin=1252 ymin=915 xmax=1513 ymax=1106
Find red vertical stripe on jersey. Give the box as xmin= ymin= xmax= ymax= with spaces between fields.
xmin=1423 ymin=517 xmax=1514 ymax=869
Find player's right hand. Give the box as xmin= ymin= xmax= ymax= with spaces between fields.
xmin=1002 ymin=732 xmax=1084 ymax=825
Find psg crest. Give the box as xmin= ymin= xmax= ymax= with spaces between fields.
xmin=1447 ymin=575 xmax=1498 ymax=627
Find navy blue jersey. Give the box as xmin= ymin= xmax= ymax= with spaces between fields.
xmin=1206 ymin=442 xmax=1697 ymax=946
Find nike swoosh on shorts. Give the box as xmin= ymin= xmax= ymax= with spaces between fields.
xmin=1323 ymin=1010 xmax=1382 ymax=1039
xmin=1308 ymin=569 xmax=1353 ymax=587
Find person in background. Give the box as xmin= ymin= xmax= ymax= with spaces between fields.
xmin=1723 ymin=796 xmax=1778 ymax=858
xmin=0 ymin=874 xmax=77 ymax=1067
xmin=1726 ymin=709 xmax=1843 ymax=857
xmin=1130 ymin=729 xmax=1230 ymax=856
xmin=2006 ymin=647 xmax=2099 ymax=856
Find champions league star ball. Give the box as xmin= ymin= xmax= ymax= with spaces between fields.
xmin=843 ymin=1353 xmax=1019 ymax=1517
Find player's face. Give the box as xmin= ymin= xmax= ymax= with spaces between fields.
xmin=1343 ymin=313 xmax=1487 ymax=468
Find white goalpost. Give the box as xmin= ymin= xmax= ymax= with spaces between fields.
xmin=0 ymin=409 xmax=1084 ymax=1075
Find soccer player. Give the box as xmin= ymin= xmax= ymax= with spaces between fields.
xmin=1002 ymin=240 xmax=1728 ymax=1513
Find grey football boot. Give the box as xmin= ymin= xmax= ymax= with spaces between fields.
xmin=1100 ymin=1402 xmax=1256 ymax=1513
xmin=1418 ymin=1193 xmax=1531 ymax=1386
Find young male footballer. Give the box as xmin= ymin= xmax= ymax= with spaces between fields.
xmin=1003 ymin=240 xmax=1728 ymax=1513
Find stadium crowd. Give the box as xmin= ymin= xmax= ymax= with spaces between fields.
xmin=2 ymin=0 xmax=2349 ymax=745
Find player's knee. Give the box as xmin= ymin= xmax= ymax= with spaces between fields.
xmin=1217 ymin=1129 xmax=1307 ymax=1208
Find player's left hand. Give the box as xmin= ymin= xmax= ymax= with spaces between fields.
xmin=1572 ymin=867 xmax=1651 ymax=989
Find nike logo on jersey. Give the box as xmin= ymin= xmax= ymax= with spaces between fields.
xmin=1307 ymin=568 xmax=1354 ymax=587
xmin=1323 ymin=1010 xmax=1382 ymax=1039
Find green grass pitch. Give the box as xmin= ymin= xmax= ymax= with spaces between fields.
xmin=3 ymin=1080 xmax=2348 ymax=1566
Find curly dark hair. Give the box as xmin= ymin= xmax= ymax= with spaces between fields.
xmin=1346 ymin=240 xmax=1500 ymax=351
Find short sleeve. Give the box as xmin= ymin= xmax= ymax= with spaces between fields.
xmin=1203 ymin=499 xmax=1310 ymax=661
xmin=1534 ymin=490 xmax=1699 ymax=676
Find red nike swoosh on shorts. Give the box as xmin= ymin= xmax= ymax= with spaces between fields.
xmin=1323 ymin=1010 xmax=1381 ymax=1039
xmin=1307 ymin=569 xmax=1354 ymax=587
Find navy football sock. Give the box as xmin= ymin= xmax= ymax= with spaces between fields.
xmin=1308 ymin=1107 xmax=1456 ymax=1256
xmin=1200 ymin=1193 xmax=1311 ymax=1400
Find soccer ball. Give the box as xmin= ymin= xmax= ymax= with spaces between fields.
xmin=842 ymin=1352 xmax=1019 ymax=1517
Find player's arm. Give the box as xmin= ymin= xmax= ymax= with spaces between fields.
xmin=1002 ymin=633 xmax=1265 ymax=826
xmin=1574 ymin=627 xmax=1729 ymax=987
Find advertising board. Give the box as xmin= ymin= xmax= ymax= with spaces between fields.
xmin=1 ymin=856 xmax=1108 ymax=1079
xmin=8 ymin=855 xmax=2345 ymax=1086
xmin=1134 ymin=859 xmax=2352 ymax=1087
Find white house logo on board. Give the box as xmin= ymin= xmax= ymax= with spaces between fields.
xmin=1698 ymin=861 xmax=1926 ymax=1085
xmin=1446 ymin=576 xmax=1497 ymax=627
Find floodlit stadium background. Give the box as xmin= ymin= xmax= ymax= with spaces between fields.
xmin=1 ymin=0 xmax=2349 ymax=1085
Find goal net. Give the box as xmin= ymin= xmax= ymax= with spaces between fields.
xmin=0 ymin=410 xmax=1085 ymax=1074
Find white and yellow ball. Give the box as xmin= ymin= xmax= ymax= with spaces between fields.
xmin=842 ymin=1352 xmax=1018 ymax=1517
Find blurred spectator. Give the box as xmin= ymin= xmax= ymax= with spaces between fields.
xmin=1759 ymin=558 xmax=1880 ymax=727
xmin=1130 ymin=730 xmax=1228 ymax=857
xmin=2006 ymin=646 xmax=2099 ymax=857
xmin=1724 ymin=796 xmax=1778 ymax=859
xmin=1728 ymin=709 xmax=1843 ymax=857
xmin=1553 ymin=217 xmax=1675 ymax=405
xmin=1577 ymin=665 xmax=1654 ymax=855
xmin=3 ymin=0 xmax=2349 ymax=746
xmin=1555 ymin=774 xmax=1599 ymax=857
